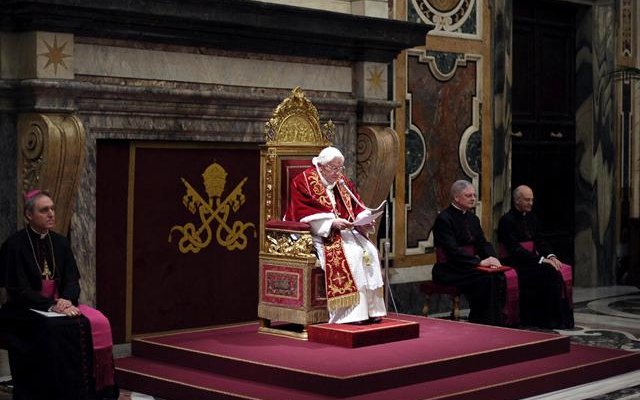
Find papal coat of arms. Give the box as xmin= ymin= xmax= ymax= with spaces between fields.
xmin=169 ymin=162 xmax=256 ymax=253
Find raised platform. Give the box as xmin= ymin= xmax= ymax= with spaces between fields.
xmin=115 ymin=313 xmax=640 ymax=399
xmin=307 ymin=317 xmax=419 ymax=347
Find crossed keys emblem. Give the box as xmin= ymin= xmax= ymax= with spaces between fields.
xmin=169 ymin=163 xmax=256 ymax=253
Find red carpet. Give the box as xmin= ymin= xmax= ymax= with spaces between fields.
xmin=115 ymin=313 xmax=640 ymax=399
xmin=307 ymin=317 xmax=419 ymax=347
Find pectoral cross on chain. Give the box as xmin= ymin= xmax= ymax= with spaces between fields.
xmin=363 ymin=249 xmax=372 ymax=266
xmin=42 ymin=259 xmax=52 ymax=280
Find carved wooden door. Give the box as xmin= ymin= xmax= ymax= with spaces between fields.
xmin=511 ymin=1 xmax=578 ymax=264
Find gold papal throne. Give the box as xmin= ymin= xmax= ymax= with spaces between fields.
xmin=257 ymin=87 xmax=334 ymax=338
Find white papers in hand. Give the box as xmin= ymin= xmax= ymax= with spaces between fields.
xmin=353 ymin=210 xmax=384 ymax=226
xmin=30 ymin=308 xmax=66 ymax=317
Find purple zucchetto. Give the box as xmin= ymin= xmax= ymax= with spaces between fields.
xmin=24 ymin=189 xmax=43 ymax=203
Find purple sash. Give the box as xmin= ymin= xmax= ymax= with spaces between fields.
xmin=558 ymin=263 xmax=573 ymax=304
xmin=436 ymin=246 xmax=519 ymax=325
xmin=40 ymin=279 xmax=59 ymax=300
xmin=78 ymin=305 xmax=115 ymax=390
xmin=514 ymin=241 xmax=573 ymax=305
xmin=40 ymin=281 xmax=115 ymax=390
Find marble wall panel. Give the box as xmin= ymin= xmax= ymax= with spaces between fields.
xmin=75 ymin=44 xmax=352 ymax=94
xmin=405 ymin=53 xmax=476 ymax=249
xmin=0 ymin=114 xmax=17 ymax=243
xmin=73 ymin=126 xmax=96 ymax=305
xmin=574 ymin=4 xmax=617 ymax=286
xmin=255 ymin=0 xmax=352 ymax=14
xmin=255 ymin=0 xmax=388 ymax=17
xmin=491 ymin=0 xmax=512 ymax=236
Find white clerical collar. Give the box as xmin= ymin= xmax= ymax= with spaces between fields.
xmin=29 ymin=226 xmax=48 ymax=239
xmin=451 ymin=202 xmax=467 ymax=214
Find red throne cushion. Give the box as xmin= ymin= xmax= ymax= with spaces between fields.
xmin=265 ymin=219 xmax=311 ymax=232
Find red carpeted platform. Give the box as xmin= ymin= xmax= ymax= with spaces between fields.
xmin=307 ymin=317 xmax=419 ymax=347
xmin=115 ymin=313 xmax=640 ymax=399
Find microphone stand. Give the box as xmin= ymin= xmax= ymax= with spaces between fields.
xmin=384 ymin=200 xmax=391 ymax=309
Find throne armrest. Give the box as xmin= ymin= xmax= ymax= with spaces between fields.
xmin=264 ymin=219 xmax=315 ymax=259
xmin=266 ymin=219 xmax=311 ymax=232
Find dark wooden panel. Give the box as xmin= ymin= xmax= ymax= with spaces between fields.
xmin=512 ymin=24 xmax=536 ymax=120
xmin=511 ymin=0 xmax=578 ymax=265
xmin=538 ymin=25 xmax=575 ymax=120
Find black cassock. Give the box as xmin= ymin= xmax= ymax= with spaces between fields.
xmin=498 ymin=209 xmax=574 ymax=329
xmin=0 ymin=228 xmax=96 ymax=400
xmin=432 ymin=205 xmax=505 ymax=326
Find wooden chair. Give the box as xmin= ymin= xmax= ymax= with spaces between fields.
xmin=419 ymin=280 xmax=460 ymax=320
xmin=257 ymin=87 xmax=334 ymax=338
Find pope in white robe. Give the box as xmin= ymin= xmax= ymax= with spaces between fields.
xmin=284 ymin=147 xmax=386 ymax=324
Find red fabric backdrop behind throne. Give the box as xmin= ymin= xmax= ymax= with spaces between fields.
xmin=97 ymin=142 xmax=260 ymax=341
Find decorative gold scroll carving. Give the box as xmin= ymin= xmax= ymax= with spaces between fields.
xmin=356 ymin=125 xmax=399 ymax=218
xmin=264 ymin=148 xmax=277 ymax=223
xmin=265 ymin=230 xmax=315 ymax=258
xmin=17 ymin=113 xmax=85 ymax=236
xmin=264 ymin=86 xmax=335 ymax=146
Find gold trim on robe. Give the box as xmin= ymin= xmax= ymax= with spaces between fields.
xmin=303 ymin=169 xmax=360 ymax=311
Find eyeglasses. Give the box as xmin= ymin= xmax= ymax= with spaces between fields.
xmin=323 ymin=164 xmax=345 ymax=173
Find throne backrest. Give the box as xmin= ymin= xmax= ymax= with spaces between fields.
xmin=279 ymin=158 xmax=314 ymax=216
xmin=259 ymin=87 xmax=334 ymax=252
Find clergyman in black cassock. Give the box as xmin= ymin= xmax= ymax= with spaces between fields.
xmin=0 ymin=190 xmax=118 ymax=400
xmin=432 ymin=180 xmax=506 ymax=326
xmin=498 ymin=185 xmax=574 ymax=329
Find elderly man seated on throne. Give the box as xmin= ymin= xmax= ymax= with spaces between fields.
xmin=284 ymin=146 xmax=386 ymax=324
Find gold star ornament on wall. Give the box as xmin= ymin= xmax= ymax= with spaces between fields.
xmin=366 ymin=66 xmax=386 ymax=94
xmin=39 ymin=36 xmax=72 ymax=75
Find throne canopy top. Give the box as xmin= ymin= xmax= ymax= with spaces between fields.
xmin=264 ymin=87 xmax=334 ymax=147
